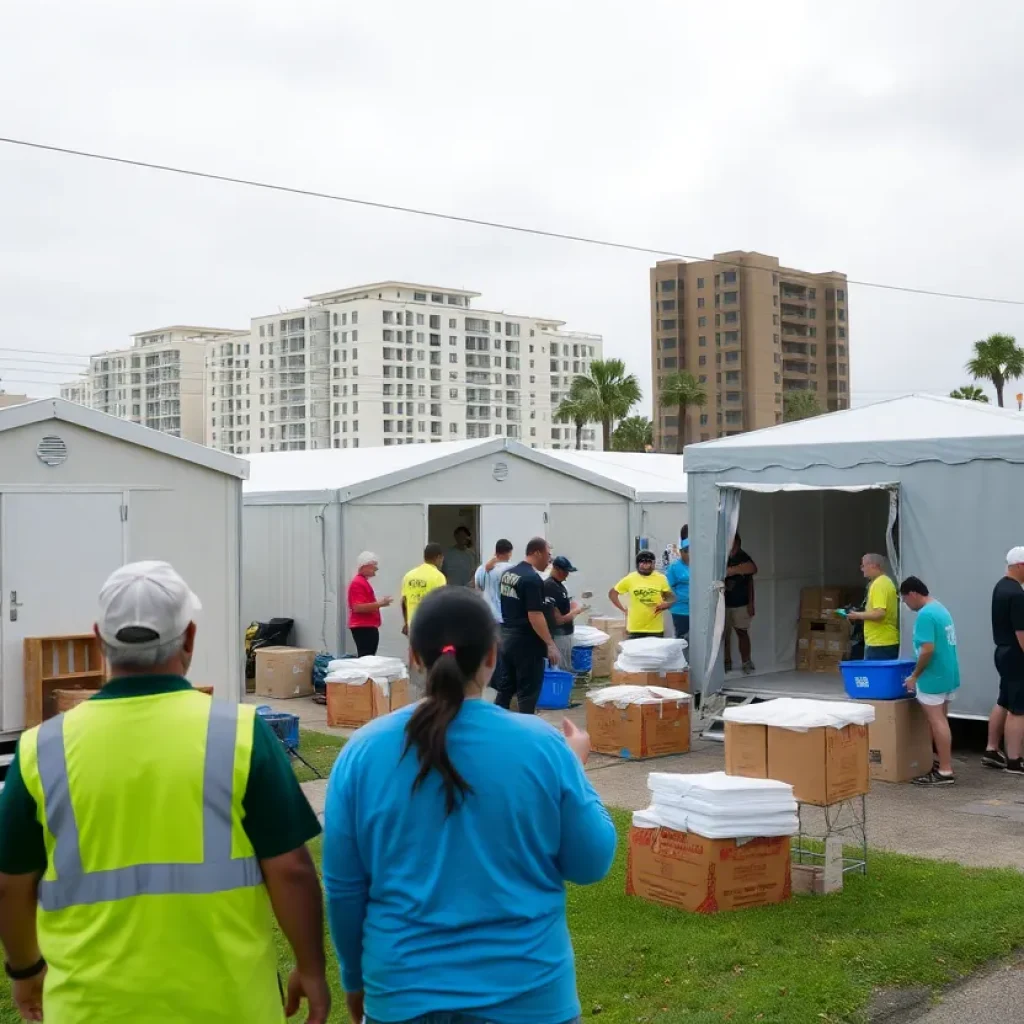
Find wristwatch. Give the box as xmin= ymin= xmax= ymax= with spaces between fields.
xmin=4 ymin=956 xmax=46 ymax=980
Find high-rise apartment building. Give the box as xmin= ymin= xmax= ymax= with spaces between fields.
xmin=206 ymin=282 xmax=602 ymax=454
xmin=650 ymin=252 xmax=850 ymax=449
xmin=63 ymin=327 xmax=246 ymax=443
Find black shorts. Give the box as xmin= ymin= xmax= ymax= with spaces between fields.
xmin=994 ymin=646 xmax=1024 ymax=715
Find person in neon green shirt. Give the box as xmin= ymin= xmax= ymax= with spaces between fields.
xmin=401 ymin=543 xmax=447 ymax=633
xmin=609 ymin=550 xmax=676 ymax=637
xmin=847 ymin=552 xmax=900 ymax=659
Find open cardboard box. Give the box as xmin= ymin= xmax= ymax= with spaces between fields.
xmin=627 ymin=824 xmax=791 ymax=913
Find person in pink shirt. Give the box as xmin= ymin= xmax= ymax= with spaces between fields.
xmin=348 ymin=552 xmax=392 ymax=656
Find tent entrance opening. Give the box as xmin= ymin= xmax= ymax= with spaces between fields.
xmin=427 ymin=505 xmax=480 ymax=586
xmin=716 ymin=485 xmax=897 ymax=702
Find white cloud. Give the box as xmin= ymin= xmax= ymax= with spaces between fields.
xmin=1 ymin=0 xmax=1022 ymax=408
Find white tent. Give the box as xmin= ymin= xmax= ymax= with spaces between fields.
xmin=243 ymin=438 xmax=687 ymax=658
xmin=0 ymin=399 xmax=247 ymax=739
xmin=685 ymin=394 xmax=1024 ymax=719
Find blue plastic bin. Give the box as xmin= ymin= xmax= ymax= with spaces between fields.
xmin=571 ymin=646 xmax=593 ymax=673
xmin=839 ymin=659 xmax=917 ymax=700
xmin=256 ymin=705 xmax=301 ymax=750
xmin=537 ymin=666 xmax=574 ymax=710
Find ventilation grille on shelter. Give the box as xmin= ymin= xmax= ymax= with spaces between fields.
xmin=37 ymin=435 xmax=68 ymax=467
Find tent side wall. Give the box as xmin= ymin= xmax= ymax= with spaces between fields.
xmin=689 ymin=458 xmax=1024 ymax=719
xmin=242 ymin=501 xmax=343 ymax=654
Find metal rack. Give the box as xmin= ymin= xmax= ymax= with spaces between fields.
xmin=793 ymin=794 xmax=867 ymax=875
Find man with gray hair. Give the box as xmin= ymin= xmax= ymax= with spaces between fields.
xmin=0 ymin=561 xmax=329 ymax=1023
xmin=845 ymin=553 xmax=900 ymax=659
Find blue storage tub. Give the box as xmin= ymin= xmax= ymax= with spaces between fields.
xmin=839 ymin=659 xmax=917 ymax=700
xmin=256 ymin=705 xmax=301 ymax=750
xmin=571 ymin=646 xmax=593 ymax=673
xmin=537 ymin=666 xmax=574 ymax=710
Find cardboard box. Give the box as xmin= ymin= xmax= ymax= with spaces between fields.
xmin=866 ymin=698 xmax=934 ymax=782
xmin=586 ymin=694 xmax=691 ymax=759
xmin=766 ymin=723 xmax=870 ymax=806
xmin=724 ymin=721 xmax=768 ymax=778
xmin=626 ymin=825 xmax=791 ymax=913
xmin=255 ymin=647 xmax=316 ymax=699
xmin=791 ymin=840 xmax=845 ymax=895
xmin=610 ymin=668 xmax=689 ymax=691
xmin=590 ymin=616 xmax=626 ymax=678
xmin=325 ymin=676 xmax=411 ymax=728
xmin=797 ymin=618 xmax=850 ymax=674
xmin=799 ymin=587 xmax=860 ymax=621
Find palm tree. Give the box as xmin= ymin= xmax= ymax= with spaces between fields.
xmin=554 ymin=377 xmax=595 ymax=449
xmin=658 ymin=371 xmax=708 ymax=453
xmin=570 ymin=358 xmax=642 ymax=450
xmin=783 ymin=390 xmax=822 ymax=422
xmin=611 ymin=415 xmax=653 ymax=452
xmin=966 ymin=333 xmax=1024 ymax=407
xmin=949 ymin=385 xmax=990 ymax=403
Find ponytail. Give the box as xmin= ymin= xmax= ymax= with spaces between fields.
xmin=403 ymin=587 xmax=496 ymax=815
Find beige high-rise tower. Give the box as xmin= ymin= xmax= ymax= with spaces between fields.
xmin=650 ymin=251 xmax=850 ymax=450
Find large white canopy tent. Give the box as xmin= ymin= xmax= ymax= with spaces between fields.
xmin=242 ymin=438 xmax=687 ymax=658
xmin=685 ymin=394 xmax=1024 ymax=719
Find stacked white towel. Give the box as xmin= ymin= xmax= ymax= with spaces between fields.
xmin=572 ymin=625 xmax=611 ymax=649
xmin=722 ymin=696 xmax=875 ymax=732
xmin=614 ymin=636 xmax=688 ymax=674
xmin=633 ymin=771 xmax=799 ymax=839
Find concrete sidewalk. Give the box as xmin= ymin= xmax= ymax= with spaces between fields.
xmin=905 ymin=959 xmax=1024 ymax=1023
xmin=273 ymin=693 xmax=1024 ymax=871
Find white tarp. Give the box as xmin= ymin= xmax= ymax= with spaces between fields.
xmin=588 ymin=684 xmax=690 ymax=707
xmin=722 ymin=696 xmax=875 ymax=731
xmin=717 ymin=482 xmax=898 ymax=494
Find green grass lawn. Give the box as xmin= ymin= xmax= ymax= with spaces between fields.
xmin=4 ymin=731 xmax=1024 ymax=1023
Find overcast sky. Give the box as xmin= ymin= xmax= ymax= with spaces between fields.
xmin=2 ymin=0 xmax=1023 ymax=410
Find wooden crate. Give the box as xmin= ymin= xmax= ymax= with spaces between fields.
xmin=24 ymin=634 xmax=105 ymax=728
xmin=53 ymin=689 xmax=100 ymax=713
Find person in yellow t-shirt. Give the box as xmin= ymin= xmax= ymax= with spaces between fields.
xmin=401 ymin=544 xmax=447 ymax=633
xmin=609 ymin=550 xmax=676 ymax=637
xmin=847 ymin=552 xmax=900 ymax=659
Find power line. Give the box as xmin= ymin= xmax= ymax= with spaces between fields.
xmin=3 ymin=135 xmax=1024 ymax=308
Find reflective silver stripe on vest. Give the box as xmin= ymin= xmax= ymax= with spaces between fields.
xmin=36 ymin=699 xmax=262 ymax=912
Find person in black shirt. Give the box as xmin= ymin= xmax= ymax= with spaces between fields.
xmin=986 ymin=547 xmax=1024 ymax=773
xmin=496 ymin=537 xmax=560 ymax=714
xmin=723 ymin=533 xmax=758 ymax=674
xmin=544 ymin=555 xmax=587 ymax=671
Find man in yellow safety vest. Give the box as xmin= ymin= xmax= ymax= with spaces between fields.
xmin=0 ymin=560 xmax=329 ymax=1023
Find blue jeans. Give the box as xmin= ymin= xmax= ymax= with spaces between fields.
xmin=864 ymin=644 xmax=900 ymax=660
xmin=367 ymin=1016 xmax=582 ymax=1024
xmin=671 ymin=613 xmax=690 ymax=639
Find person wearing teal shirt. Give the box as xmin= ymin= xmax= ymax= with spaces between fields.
xmin=665 ymin=539 xmax=691 ymax=640
xmin=899 ymin=576 xmax=960 ymax=787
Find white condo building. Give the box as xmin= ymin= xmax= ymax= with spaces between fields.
xmin=62 ymin=327 xmax=246 ymax=444
xmin=206 ymin=282 xmax=603 ymax=454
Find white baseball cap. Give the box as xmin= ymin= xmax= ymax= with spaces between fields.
xmin=1007 ymin=547 xmax=1024 ymax=567
xmin=97 ymin=561 xmax=202 ymax=650
xmin=356 ymin=551 xmax=378 ymax=568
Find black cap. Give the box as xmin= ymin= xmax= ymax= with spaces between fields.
xmin=636 ymin=549 xmax=656 ymax=565
xmin=552 ymin=555 xmax=577 ymax=572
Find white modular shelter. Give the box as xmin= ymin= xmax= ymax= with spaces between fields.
xmin=0 ymin=400 xmax=248 ymax=740
xmin=685 ymin=394 xmax=1024 ymax=720
xmin=242 ymin=438 xmax=687 ymax=659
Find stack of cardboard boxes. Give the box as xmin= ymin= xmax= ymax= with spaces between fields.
xmin=589 ymin=615 xmax=627 ymax=678
xmin=796 ymin=586 xmax=862 ymax=674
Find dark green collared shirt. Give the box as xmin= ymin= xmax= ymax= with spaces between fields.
xmin=0 ymin=676 xmax=321 ymax=875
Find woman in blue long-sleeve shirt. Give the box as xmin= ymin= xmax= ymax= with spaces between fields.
xmin=322 ymin=586 xmax=617 ymax=1024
